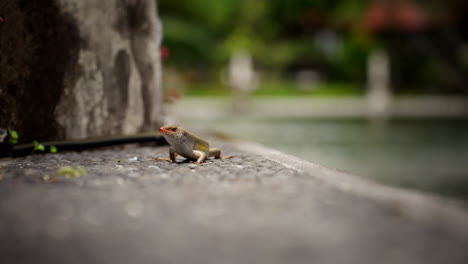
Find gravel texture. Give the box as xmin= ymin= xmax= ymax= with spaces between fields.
xmin=0 ymin=142 xmax=467 ymax=264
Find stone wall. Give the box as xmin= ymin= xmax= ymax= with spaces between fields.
xmin=0 ymin=0 xmax=164 ymax=143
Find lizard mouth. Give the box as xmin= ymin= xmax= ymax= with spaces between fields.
xmin=160 ymin=126 xmax=178 ymax=135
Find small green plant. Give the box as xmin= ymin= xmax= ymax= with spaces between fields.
xmin=31 ymin=141 xmax=58 ymax=154
xmin=49 ymin=145 xmax=57 ymax=153
xmin=7 ymin=129 xmax=18 ymax=145
xmin=33 ymin=140 xmax=45 ymax=153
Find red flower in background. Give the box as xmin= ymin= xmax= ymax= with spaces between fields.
xmin=160 ymin=46 xmax=170 ymax=60
xmin=394 ymin=1 xmax=427 ymax=31
xmin=364 ymin=0 xmax=428 ymax=32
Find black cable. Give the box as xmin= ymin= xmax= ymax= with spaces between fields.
xmin=0 ymin=132 xmax=168 ymax=158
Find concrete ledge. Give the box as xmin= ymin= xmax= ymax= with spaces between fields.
xmin=234 ymin=139 xmax=468 ymax=238
xmin=1 ymin=140 xmax=468 ymax=264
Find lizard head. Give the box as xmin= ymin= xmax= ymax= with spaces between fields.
xmin=159 ymin=125 xmax=186 ymax=146
xmin=159 ymin=125 xmax=184 ymax=141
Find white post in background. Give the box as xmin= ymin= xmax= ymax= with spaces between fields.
xmin=367 ymin=49 xmax=392 ymax=118
xmin=228 ymin=51 xmax=258 ymax=113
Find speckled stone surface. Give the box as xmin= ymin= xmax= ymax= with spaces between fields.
xmin=0 ymin=142 xmax=467 ymax=264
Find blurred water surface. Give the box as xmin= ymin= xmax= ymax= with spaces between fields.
xmin=214 ymin=118 xmax=468 ymax=198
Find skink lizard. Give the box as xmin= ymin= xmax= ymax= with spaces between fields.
xmin=157 ymin=125 xmax=227 ymax=164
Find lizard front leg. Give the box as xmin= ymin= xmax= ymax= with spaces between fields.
xmin=192 ymin=150 xmax=207 ymax=164
xmin=169 ymin=146 xmax=178 ymax=162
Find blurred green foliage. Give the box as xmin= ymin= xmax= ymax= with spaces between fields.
xmin=159 ymin=0 xmax=370 ymax=73
xmin=158 ymin=0 xmax=467 ymax=95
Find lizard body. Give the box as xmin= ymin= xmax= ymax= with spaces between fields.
xmin=158 ymin=126 xmax=221 ymax=164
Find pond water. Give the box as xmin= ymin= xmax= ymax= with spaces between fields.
xmin=193 ymin=117 xmax=468 ymax=200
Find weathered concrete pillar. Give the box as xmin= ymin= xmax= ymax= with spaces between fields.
xmin=0 ymin=0 xmax=164 ymax=143
xmin=366 ymin=48 xmax=392 ymax=118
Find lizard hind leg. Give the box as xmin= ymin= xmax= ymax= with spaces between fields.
xmin=209 ymin=148 xmax=221 ymax=159
xmin=210 ymin=148 xmax=234 ymax=160
xmin=192 ymin=150 xmax=207 ymax=164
